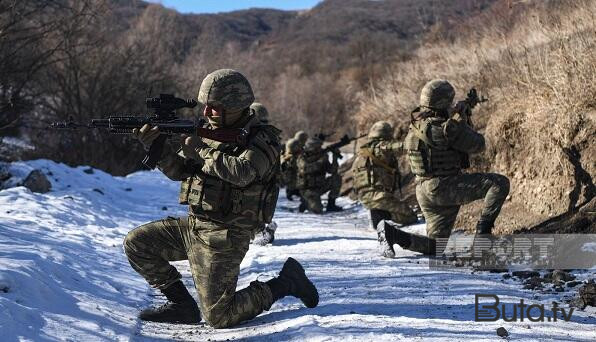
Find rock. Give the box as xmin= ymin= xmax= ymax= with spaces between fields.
xmin=546 ymin=270 xmax=575 ymax=285
xmin=124 ymin=188 xmax=132 ymax=192
xmin=502 ymin=274 xmax=512 ymax=280
xmin=512 ymin=270 xmax=540 ymax=279
xmin=496 ymin=327 xmax=509 ymax=338
xmin=524 ymin=276 xmax=545 ymax=290
xmin=0 ymin=169 xmax=10 ymax=182
xmin=489 ymin=269 xmax=508 ymax=273
xmin=83 ymin=167 xmax=94 ymax=174
xmin=577 ymin=281 xmax=595 ymax=309
xmin=162 ymin=206 xmax=168 ymax=210
xmin=566 ymin=281 xmax=582 ymax=288
xmin=22 ymin=170 xmax=51 ymax=193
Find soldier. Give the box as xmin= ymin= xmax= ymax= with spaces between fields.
xmin=251 ymin=102 xmax=269 ymax=124
xmin=124 ymin=69 xmax=318 ymax=328
xmin=281 ymin=138 xmax=302 ymax=201
xmin=294 ymin=130 xmax=308 ymax=149
xmin=352 ymin=121 xmax=418 ymax=258
xmin=249 ymin=101 xmax=279 ymax=246
xmin=381 ymin=79 xmax=510 ymax=255
xmin=296 ymin=137 xmax=343 ymax=214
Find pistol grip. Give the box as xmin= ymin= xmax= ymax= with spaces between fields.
xmin=142 ymin=134 xmax=167 ymax=169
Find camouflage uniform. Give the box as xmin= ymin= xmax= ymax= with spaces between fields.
xmin=296 ymin=138 xmax=342 ymax=214
xmin=281 ymin=138 xmax=301 ymax=199
xmin=404 ymin=79 xmax=510 ymax=240
xmin=125 ymin=69 xmax=318 ymax=328
xmin=352 ymin=121 xmax=417 ymax=229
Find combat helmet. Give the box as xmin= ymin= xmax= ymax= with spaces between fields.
xmin=419 ymin=79 xmax=455 ymax=111
xmin=286 ymin=138 xmax=302 ymax=154
xmin=304 ymin=138 xmax=323 ymax=152
xmin=251 ymin=102 xmax=269 ymax=124
xmin=294 ymin=131 xmax=308 ymax=145
xmin=198 ymin=69 xmax=254 ymax=127
xmin=368 ymin=121 xmax=393 ymax=140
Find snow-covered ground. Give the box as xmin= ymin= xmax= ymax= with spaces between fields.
xmin=0 ymin=160 xmax=594 ymax=341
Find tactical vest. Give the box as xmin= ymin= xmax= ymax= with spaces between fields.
xmin=280 ymin=154 xmax=297 ymax=188
xmin=352 ymin=140 xmax=398 ymax=194
xmin=404 ymin=117 xmax=463 ymax=177
xmin=179 ymin=125 xmax=281 ymax=229
xmin=296 ymin=152 xmax=327 ymax=189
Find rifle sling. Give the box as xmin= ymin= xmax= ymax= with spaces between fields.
xmin=360 ymin=148 xmax=396 ymax=174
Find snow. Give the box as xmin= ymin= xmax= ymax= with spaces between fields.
xmin=0 ymin=137 xmax=35 ymax=150
xmin=0 ymin=160 xmax=594 ymax=341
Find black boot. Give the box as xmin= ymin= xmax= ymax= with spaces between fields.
xmin=475 ymin=220 xmax=494 ymax=235
xmin=139 ymin=281 xmax=201 ymax=324
xmin=382 ymin=220 xmax=437 ymax=256
xmin=326 ymin=198 xmax=343 ymax=212
xmin=298 ymin=200 xmax=306 ymax=213
xmin=266 ymin=258 xmax=319 ymax=308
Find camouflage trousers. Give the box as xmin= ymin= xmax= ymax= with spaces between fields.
xmin=358 ymin=191 xmax=418 ymax=227
xmin=416 ymin=172 xmax=510 ymax=239
xmin=300 ymin=173 xmax=342 ymax=214
xmin=123 ymin=216 xmax=274 ymax=328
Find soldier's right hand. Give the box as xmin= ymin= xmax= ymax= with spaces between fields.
xmin=132 ymin=124 xmax=160 ymax=151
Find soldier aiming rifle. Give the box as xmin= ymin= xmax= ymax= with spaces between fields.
xmin=51 ymin=93 xmax=248 ymax=169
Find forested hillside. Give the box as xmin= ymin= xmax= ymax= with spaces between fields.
xmin=1 ymin=0 xmax=593 ymax=232
xmin=0 ymin=0 xmax=495 ymax=174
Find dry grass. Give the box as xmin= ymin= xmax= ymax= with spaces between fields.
xmin=357 ymin=0 xmax=596 ymax=230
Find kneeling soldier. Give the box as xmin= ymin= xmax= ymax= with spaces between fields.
xmin=387 ymin=79 xmax=510 ymax=255
xmin=352 ymin=121 xmax=418 ymax=258
xmin=124 ymin=69 xmax=318 ymax=328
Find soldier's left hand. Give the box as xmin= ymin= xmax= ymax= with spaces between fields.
xmin=181 ymin=135 xmax=206 ymax=160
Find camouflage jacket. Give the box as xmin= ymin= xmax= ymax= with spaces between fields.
xmin=404 ymin=113 xmax=485 ymax=178
xmin=352 ymin=138 xmax=403 ymax=197
xmin=280 ymin=153 xmax=299 ymax=189
xmin=296 ymin=150 xmax=337 ymax=190
xmin=158 ymin=115 xmax=282 ymax=229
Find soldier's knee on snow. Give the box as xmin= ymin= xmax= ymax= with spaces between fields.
xmin=202 ymin=309 xmax=233 ymax=329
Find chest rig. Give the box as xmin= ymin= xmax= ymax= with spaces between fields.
xmin=179 ymin=125 xmax=280 ymax=229
xmin=404 ymin=117 xmax=463 ymax=177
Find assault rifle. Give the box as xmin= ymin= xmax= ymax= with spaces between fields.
xmin=453 ymin=88 xmax=488 ymax=125
xmin=315 ymin=131 xmax=335 ymax=141
xmin=51 ymin=94 xmax=248 ymax=169
xmin=453 ymin=88 xmax=487 ymax=168
xmin=320 ymin=133 xmax=367 ymax=159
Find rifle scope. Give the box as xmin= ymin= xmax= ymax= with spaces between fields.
xmin=146 ymin=94 xmax=197 ymax=113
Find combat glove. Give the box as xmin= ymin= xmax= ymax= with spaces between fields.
xmin=132 ymin=124 xmax=161 ymax=151
xmin=180 ymin=135 xmax=207 ymax=161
